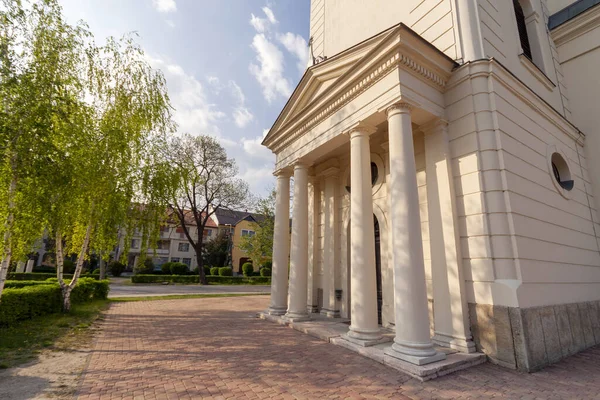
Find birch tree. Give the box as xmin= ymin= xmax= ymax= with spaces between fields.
xmin=165 ymin=134 xmax=251 ymax=285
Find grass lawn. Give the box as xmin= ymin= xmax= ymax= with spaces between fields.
xmin=0 ymin=300 xmax=110 ymax=369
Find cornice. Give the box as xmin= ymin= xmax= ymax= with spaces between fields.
xmin=551 ymin=5 xmax=600 ymax=46
xmin=263 ymin=24 xmax=455 ymax=154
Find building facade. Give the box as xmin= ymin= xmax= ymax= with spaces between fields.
xmin=263 ymin=0 xmax=600 ymax=372
xmin=213 ymin=209 xmax=262 ymax=273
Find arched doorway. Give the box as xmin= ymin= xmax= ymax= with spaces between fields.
xmin=346 ymin=214 xmax=383 ymax=325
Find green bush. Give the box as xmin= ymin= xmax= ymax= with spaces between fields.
xmin=109 ymin=261 xmax=126 ymax=277
xmin=260 ymin=267 xmax=271 ymax=277
xmin=170 ymin=262 xmax=189 ymax=275
xmin=207 ymin=276 xmax=270 ymax=285
xmin=3 ymin=280 xmax=55 ymax=289
xmin=131 ymin=275 xmax=199 ymax=284
xmin=6 ymin=272 xmax=99 ymax=281
xmin=32 ymin=265 xmax=55 ymax=273
xmin=241 ymin=262 xmax=254 ymax=277
xmin=263 ymin=261 xmax=272 ymax=270
xmin=0 ymin=285 xmax=62 ymax=326
xmin=0 ymin=278 xmax=108 ymax=326
xmin=135 ymin=259 xmax=155 ymax=275
xmin=209 ymin=267 xmax=219 ymax=276
xmin=218 ymin=267 xmax=233 ymax=277
xmin=203 ymin=265 xmax=211 ymax=276
xmin=92 ymin=268 xmax=101 ymax=275
xmin=161 ymin=262 xmax=174 ymax=275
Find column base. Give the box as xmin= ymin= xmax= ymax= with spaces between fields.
xmin=344 ymin=325 xmax=385 ymax=347
xmin=320 ymin=308 xmax=340 ymax=318
xmin=385 ymin=341 xmax=447 ymax=366
xmin=284 ymin=311 xmax=311 ymax=323
xmin=432 ymin=333 xmax=477 ymax=354
xmin=307 ymin=305 xmax=319 ymax=313
xmin=266 ymin=306 xmax=287 ymax=316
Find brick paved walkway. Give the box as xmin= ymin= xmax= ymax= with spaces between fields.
xmin=77 ymin=296 xmax=600 ymax=399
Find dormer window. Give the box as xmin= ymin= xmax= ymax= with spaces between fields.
xmin=514 ymin=0 xmax=532 ymax=61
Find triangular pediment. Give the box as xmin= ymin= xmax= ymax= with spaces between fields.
xmin=263 ymin=23 xmax=456 ymax=152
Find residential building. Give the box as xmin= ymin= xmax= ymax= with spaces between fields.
xmin=213 ymin=209 xmax=264 ymax=273
xmin=120 ymin=211 xmax=219 ymax=271
xmin=263 ymin=0 xmax=600 ymax=374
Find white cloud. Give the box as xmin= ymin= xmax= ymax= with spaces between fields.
xmin=152 ymin=0 xmax=176 ymax=13
xmin=242 ymin=134 xmax=273 ymax=162
xmin=146 ymin=55 xmax=225 ymax=136
xmin=262 ymin=7 xmax=277 ymax=24
xmin=233 ymin=107 xmax=254 ymax=128
xmin=228 ymin=80 xmax=246 ymax=104
xmin=249 ymin=33 xmax=292 ymax=103
xmin=249 ymin=6 xmax=277 ymax=33
xmin=238 ymin=165 xmax=275 ymax=195
xmin=278 ymin=32 xmax=309 ymax=73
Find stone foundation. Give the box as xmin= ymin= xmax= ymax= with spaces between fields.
xmin=469 ymin=301 xmax=600 ymax=371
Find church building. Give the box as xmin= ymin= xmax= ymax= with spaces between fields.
xmin=262 ymin=0 xmax=600 ymax=373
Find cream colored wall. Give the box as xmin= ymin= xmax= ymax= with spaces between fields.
xmin=309 ymin=0 xmax=459 ymax=61
xmin=231 ymin=219 xmax=257 ymax=271
xmin=476 ymin=0 xmax=571 ymax=118
xmin=546 ymin=0 xmax=577 ymax=14
xmin=446 ymin=60 xmax=600 ymax=309
xmin=553 ymin=18 xmax=600 ymax=241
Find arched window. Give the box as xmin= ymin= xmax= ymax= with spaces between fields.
xmin=513 ymin=0 xmax=532 ymax=61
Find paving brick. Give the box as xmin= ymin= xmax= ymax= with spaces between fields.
xmin=77 ymin=296 xmax=600 ymax=400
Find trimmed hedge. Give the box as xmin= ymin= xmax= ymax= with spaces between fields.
xmin=7 ymin=272 xmax=99 ymax=281
xmin=209 ymin=267 xmax=219 ymax=276
xmin=203 ymin=266 xmax=211 ymax=276
xmin=0 ymin=278 xmax=109 ymax=326
xmin=109 ymin=261 xmax=126 ymax=277
xmin=170 ymin=262 xmax=188 ymax=275
xmin=242 ymin=262 xmax=254 ymax=277
xmin=161 ymin=262 xmax=173 ymax=275
xmin=260 ymin=267 xmax=271 ymax=277
xmin=218 ymin=267 xmax=233 ymax=277
xmin=131 ymin=274 xmax=271 ymax=285
xmin=4 ymin=280 xmax=55 ymax=289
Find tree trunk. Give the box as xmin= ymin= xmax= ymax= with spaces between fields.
xmin=196 ymin=242 xmax=207 ymax=285
xmin=57 ymin=223 xmax=93 ymax=312
xmin=0 ymin=156 xmax=17 ymax=300
xmin=99 ymin=257 xmax=106 ymax=280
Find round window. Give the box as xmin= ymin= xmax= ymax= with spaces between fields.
xmin=550 ymin=152 xmax=573 ymax=191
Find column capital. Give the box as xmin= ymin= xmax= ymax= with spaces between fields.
xmin=318 ymin=166 xmax=340 ymax=179
xmin=274 ymin=167 xmax=293 ymax=178
xmin=386 ymin=102 xmax=415 ymax=118
xmin=347 ymin=122 xmax=377 ymax=139
xmin=292 ymin=159 xmax=310 ymax=170
xmin=421 ymin=118 xmax=449 ymax=137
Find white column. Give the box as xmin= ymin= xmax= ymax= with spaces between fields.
xmin=384 ymin=103 xmax=446 ymax=365
xmin=346 ymin=125 xmax=381 ymax=343
xmin=321 ymin=167 xmax=340 ymax=317
xmin=424 ymin=120 xmax=476 ymax=353
xmin=26 ymin=260 xmax=34 ymax=273
xmin=285 ymin=162 xmax=310 ymax=321
xmin=16 ymin=261 xmax=25 ymax=273
xmin=268 ymin=170 xmax=292 ymax=316
xmin=307 ymin=177 xmax=319 ymax=313
xmin=455 ymin=0 xmax=484 ymax=61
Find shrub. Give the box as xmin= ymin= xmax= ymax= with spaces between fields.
xmin=209 ymin=267 xmax=219 ymax=276
xmin=6 ymin=273 xmax=99 ymax=281
xmin=131 ymin=275 xmax=199 ymax=284
xmin=135 ymin=259 xmax=155 ymax=275
xmin=0 ymin=278 xmax=108 ymax=326
xmin=207 ymin=276 xmax=270 ymax=285
xmin=109 ymin=261 xmax=126 ymax=277
xmin=218 ymin=267 xmax=233 ymax=277
xmin=263 ymin=261 xmax=272 ymax=270
xmin=170 ymin=262 xmax=189 ymax=275
xmin=0 ymin=285 xmax=62 ymax=326
xmin=203 ymin=265 xmax=211 ymax=276
xmin=32 ymin=265 xmax=55 ymax=273
xmin=3 ymin=280 xmax=55 ymax=289
xmin=161 ymin=262 xmax=174 ymax=275
xmin=260 ymin=267 xmax=271 ymax=277
xmin=92 ymin=268 xmax=101 ymax=275
xmin=242 ymin=262 xmax=254 ymax=277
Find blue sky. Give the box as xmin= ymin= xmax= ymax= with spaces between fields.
xmin=59 ymin=0 xmax=311 ymax=197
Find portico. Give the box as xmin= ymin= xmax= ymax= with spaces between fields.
xmin=263 ymin=24 xmax=476 ymax=370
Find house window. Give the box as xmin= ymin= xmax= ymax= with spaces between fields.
xmin=131 ymin=239 xmax=140 ymax=249
xmin=171 ymin=257 xmax=180 ymax=263
xmin=514 ymin=0 xmax=532 ymax=61
xmin=242 ymin=229 xmax=255 ymax=237
xmin=182 ymin=258 xmax=191 ymax=267
xmin=178 ymin=242 xmax=190 ymax=252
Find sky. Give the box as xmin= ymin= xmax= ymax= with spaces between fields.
xmin=59 ymin=0 xmax=311 ymax=197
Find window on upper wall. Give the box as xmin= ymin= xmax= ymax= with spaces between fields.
xmin=513 ymin=0 xmax=548 ymax=74
xmin=514 ymin=0 xmax=532 ymax=60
